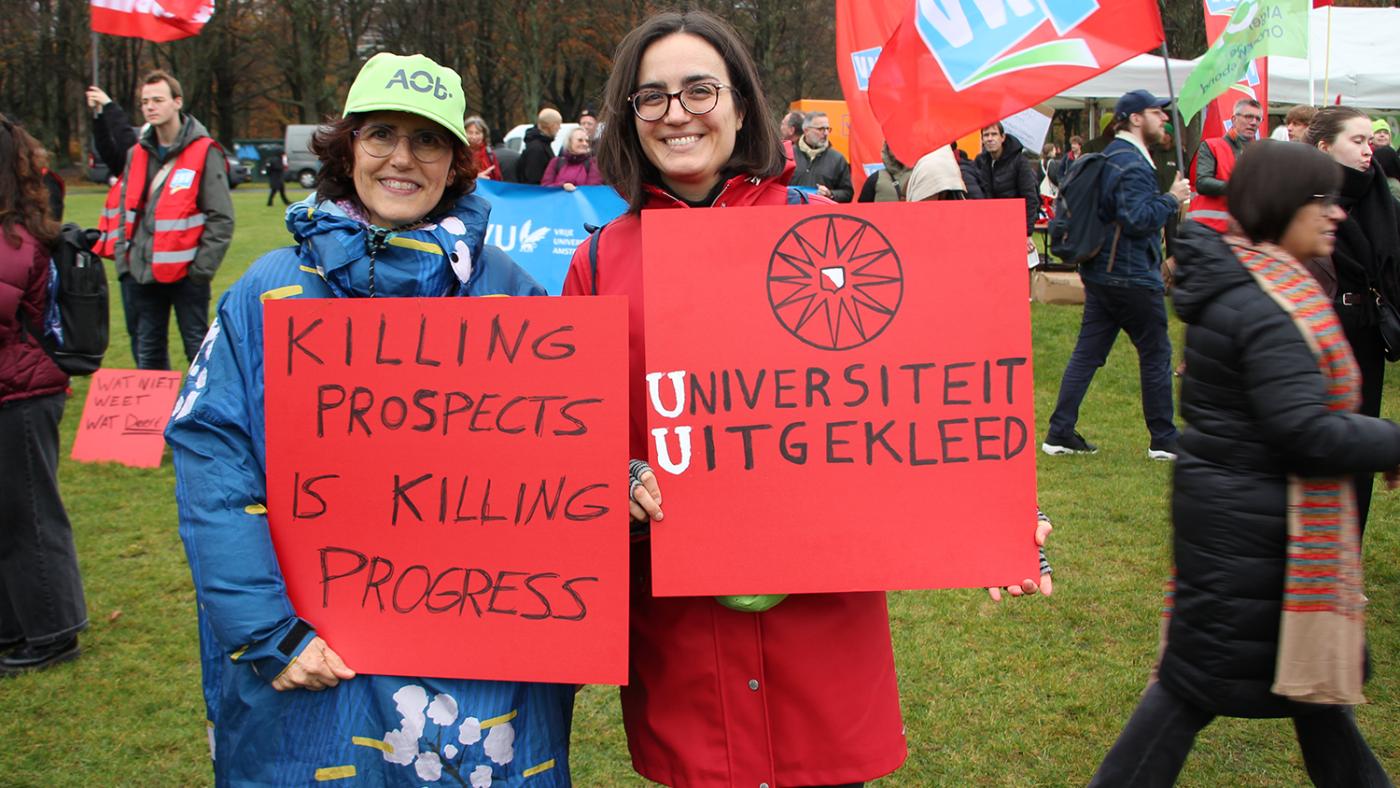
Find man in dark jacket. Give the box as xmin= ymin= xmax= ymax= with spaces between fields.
xmin=791 ymin=112 xmax=853 ymax=202
xmin=974 ymin=123 xmax=1039 ymax=256
xmin=1042 ymin=89 xmax=1190 ymax=460
xmin=1186 ymin=98 xmax=1259 ymax=231
xmin=516 ymin=108 xmax=561 ymax=184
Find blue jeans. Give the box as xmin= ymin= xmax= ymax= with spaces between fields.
xmin=1090 ymin=682 xmax=1392 ymax=787
xmin=1046 ymin=281 xmax=1178 ymax=444
xmin=124 ymin=275 xmax=212 ymax=370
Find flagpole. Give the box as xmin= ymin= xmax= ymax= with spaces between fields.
xmin=90 ymin=30 xmax=100 ymax=118
xmin=1307 ymin=6 xmax=1316 ymax=106
xmin=1323 ymin=5 xmax=1333 ymax=102
xmin=1159 ymin=42 xmax=1187 ymax=178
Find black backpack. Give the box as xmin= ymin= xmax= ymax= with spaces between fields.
xmin=1047 ymin=153 xmax=1121 ymax=269
xmin=33 ymin=224 xmax=109 ymax=376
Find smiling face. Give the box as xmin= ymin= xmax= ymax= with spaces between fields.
xmin=567 ymin=128 xmax=591 ymax=155
xmin=140 ymin=80 xmax=182 ymax=131
xmin=1374 ymin=128 xmax=1392 ymax=148
xmin=579 ymin=115 xmax=597 ymax=136
xmin=465 ymin=123 xmax=485 ymax=147
xmin=633 ymin=32 xmax=742 ymax=202
xmin=352 ymin=111 xmax=455 ymax=228
xmin=1280 ymin=198 xmax=1345 ymax=261
xmin=1319 ymin=115 xmax=1375 ymax=171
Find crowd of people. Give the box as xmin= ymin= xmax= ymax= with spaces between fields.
xmin=3 ymin=6 xmax=1400 ymax=786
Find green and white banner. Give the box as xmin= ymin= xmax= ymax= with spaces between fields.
xmin=1179 ymin=0 xmax=1309 ymax=124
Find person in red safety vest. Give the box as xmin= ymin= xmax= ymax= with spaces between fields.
xmin=97 ymin=70 xmax=233 ymax=370
xmin=1187 ymin=98 xmax=1261 ymax=232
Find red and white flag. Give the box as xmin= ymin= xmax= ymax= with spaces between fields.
xmin=91 ymin=0 xmax=215 ymax=43
xmin=867 ymin=0 xmax=1166 ymax=163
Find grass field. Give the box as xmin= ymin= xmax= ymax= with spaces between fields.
xmin=3 ymin=186 xmax=1399 ymax=786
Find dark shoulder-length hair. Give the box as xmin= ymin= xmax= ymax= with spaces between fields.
xmin=310 ymin=114 xmax=477 ymax=223
xmin=1227 ymin=139 xmax=1341 ymax=244
xmin=0 ymin=115 xmax=59 ymax=250
xmin=595 ymin=10 xmax=785 ymax=213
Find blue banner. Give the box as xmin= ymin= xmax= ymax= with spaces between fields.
xmin=474 ymin=179 xmax=628 ymax=294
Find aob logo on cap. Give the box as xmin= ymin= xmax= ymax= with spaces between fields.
xmin=384 ymin=68 xmax=453 ymax=101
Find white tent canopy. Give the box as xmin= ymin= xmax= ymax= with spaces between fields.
xmin=1043 ymin=7 xmax=1400 ymax=111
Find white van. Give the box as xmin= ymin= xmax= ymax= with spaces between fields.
xmin=284 ymin=125 xmax=322 ymax=188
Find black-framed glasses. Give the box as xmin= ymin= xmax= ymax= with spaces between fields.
xmin=354 ymin=124 xmax=453 ymax=163
xmin=1310 ymin=193 xmax=1342 ymax=208
xmin=629 ymin=82 xmax=734 ymax=122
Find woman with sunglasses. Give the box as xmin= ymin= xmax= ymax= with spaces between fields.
xmin=1091 ymin=140 xmax=1400 ymax=786
xmin=165 ymin=54 xmax=574 ymax=786
xmin=1306 ymin=106 xmax=1400 ymax=540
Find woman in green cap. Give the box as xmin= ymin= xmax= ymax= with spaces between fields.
xmin=165 ymin=53 xmax=573 ymax=786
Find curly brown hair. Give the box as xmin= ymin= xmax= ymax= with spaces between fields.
xmin=0 ymin=114 xmax=59 ymax=250
xmin=310 ymin=114 xmax=478 ymax=223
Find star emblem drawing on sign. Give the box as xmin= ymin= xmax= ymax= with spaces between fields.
xmin=767 ymin=214 xmax=903 ymax=351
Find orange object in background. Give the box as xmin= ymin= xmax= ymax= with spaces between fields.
xmin=789 ymin=99 xmax=852 ymax=160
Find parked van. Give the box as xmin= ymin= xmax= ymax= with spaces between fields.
xmin=285 ymin=124 xmax=321 ymax=188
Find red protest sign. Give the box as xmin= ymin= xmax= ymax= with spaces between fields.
xmin=71 ymin=368 xmax=183 ymax=468
xmin=263 ymin=297 xmax=629 ymax=685
xmin=642 ymin=201 xmax=1037 ymax=596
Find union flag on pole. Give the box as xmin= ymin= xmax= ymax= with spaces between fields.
xmin=91 ymin=0 xmax=215 ymax=42
xmin=867 ymin=0 xmax=1165 ymax=163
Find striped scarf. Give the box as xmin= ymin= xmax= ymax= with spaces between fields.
xmin=1160 ymin=237 xmax=1366 ymax=705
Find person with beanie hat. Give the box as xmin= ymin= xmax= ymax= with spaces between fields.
xmin=1372 ymin=118 xmax=1392 ymax=149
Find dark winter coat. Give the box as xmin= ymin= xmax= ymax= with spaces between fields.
xmin=973 ymin=133 xmax=1038 ymax=233
xmin=1160 ymin=222 xmax=1400 ymax=718
xmin=0 ymin=226 xmax=67 ymax=405
xmin=516 ymin=126 xmax=555 ymax=185
xmin=792 ymin=144 xmax=854 ymax=202
xmin=93 ymin=100 xmax=138 ymax=175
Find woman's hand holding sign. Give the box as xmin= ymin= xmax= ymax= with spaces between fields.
xmin=272 ymin=636 xmax=356 ymax=692
xmin=987 ymin=515 xmax=1053 ymax=602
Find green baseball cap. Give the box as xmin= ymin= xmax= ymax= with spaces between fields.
xmin=343 ymin=53 xmax=468 ymax=145
xmin=1374 ymin=118 xmax=1392 ymax=135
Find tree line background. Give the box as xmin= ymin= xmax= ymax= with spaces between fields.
xmin=1 ymin=0 xmax=1390 ymax=169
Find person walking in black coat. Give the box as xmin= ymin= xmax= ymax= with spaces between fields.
xmin=265 ymin=149 xmax=289 ymax=207
xmin=1306 ymin=106 xmax=1400 ymax=540
xmin=1090 ymin=141 xmax=1400 ymax=787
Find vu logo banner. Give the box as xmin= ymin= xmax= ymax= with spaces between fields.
xmin=914 ymin=0 xmax=1103 ymax=89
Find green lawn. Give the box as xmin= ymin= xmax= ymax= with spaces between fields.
xmin=3 ymin=188 xmax=1398 ymax=786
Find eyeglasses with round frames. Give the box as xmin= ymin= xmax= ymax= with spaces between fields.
xmin=629 ymin=82 xmax=734 ymax=122
xmin=353 ymin=124 xmax=453 ymax=164
xmin=1310 ymin=193 xmax=1342 ymax=208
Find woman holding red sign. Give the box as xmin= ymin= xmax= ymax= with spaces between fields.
xmin=165 ymin=54 xmax=575 ymax=786
xmin=565 ymin=11 xmax=1050 ymax=786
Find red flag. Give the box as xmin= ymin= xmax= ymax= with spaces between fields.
xmin=867 ymin=0 xmax=1165 ymax=163
xmin=91 ymin=0 xmax=214 ymax=43
xmin=835 ymin=0 xmax=906 ymax=196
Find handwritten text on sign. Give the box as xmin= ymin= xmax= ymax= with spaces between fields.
xmin=264 ymin=297 xmax=628 ymax=684
xmin=71 ymin=368 xmax=183 ymax=468
xmin=642 ymin=201 xmax=1038 ymax=596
